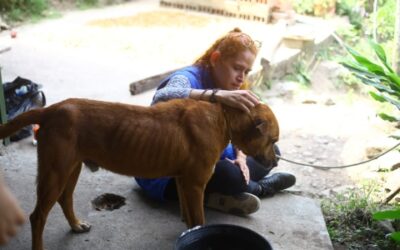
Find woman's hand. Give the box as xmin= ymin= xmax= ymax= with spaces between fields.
xmin=227 ymin=150 xmax=250 ymax=184
xmin=0 ymin=181 xmax=25 ymax=245
xmin=215 ymin=90 xmax=259 ymax=113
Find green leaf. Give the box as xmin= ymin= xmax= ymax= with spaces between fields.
xmin=346 ymin=46 xmax=386 ymax=75
xmin=354 ymin=74 xmax=395 ymax=94
xmin=382 ymin=95 xmax=400 ymax=110
xmin=341 ymin=62 xmax=381 ymax=82
xmin=378 ymin=113 xmax=398 ymax=122
xmin=370 ymin=92 xmax=400 ymax=110
xmin=386 ymin=73 xmax=400 ymax=86
xmin=369 ymin=40 xmax=394 ymax=73
xmin=373 ymin=209 xmax=400 ymax=220
xmin=389 ymin=135 xmax=400 ymax=140
xmin=341 ymin=60 xmax=374 ymax=75
xmin=391 ymin=232 xmax=400 ymax=242
xmin=369 ymin=92 xmax=386 ymax=102
xmin=369 ymin=40 xmax=387 ymax=63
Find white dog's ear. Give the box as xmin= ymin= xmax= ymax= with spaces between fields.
xmin=255 ymin=119 xmax=268 ymax=135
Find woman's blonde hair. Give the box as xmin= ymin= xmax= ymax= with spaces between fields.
xmin=194 ymin=27 xmax=260 ymax=68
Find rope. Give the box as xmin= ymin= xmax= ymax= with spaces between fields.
xmin=276 ymin=141 xmax=400 ymax=170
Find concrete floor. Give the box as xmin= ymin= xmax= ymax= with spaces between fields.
xmin=0 ymin=139 xmax=331 ymax=249
xmin=0 ymin=0 xmax=333 ymax=249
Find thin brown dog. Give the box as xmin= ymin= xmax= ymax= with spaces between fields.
xmin=0 ymin=98 xmax=279 ymax=250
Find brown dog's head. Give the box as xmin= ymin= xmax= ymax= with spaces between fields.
xmin=230 ymin=103 xmax=279 ymax=168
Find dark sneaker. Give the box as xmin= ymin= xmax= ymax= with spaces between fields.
xmin=258 ymin=172 xmax=296 ymax=198
xmin=205 ymin=192 xmax=261 ymax=215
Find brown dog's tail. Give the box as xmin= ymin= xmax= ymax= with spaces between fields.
xmin=0 ymin=108 xmax=45 ymax=139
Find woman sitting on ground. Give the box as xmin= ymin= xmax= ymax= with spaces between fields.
xmin=135 ymin=28 xmax=296 ymax=215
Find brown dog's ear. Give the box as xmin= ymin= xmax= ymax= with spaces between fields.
xmin=255 ymin=119 xmax=268 ymax=135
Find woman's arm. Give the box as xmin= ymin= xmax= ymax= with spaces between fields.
xmin=152 ymin=75 xmax=192 ymax=104
xmin=225 ymin=148 xmax=250 ymax=184
xmin=153 ymin=75 xmax=259 ymax=113
xmin=152 ymin=75 xmax=221 ymax=103
xmin=191 ymin=89 xmax=260 ymax=113
xmin=235 ymin=149 xmax=250 ymax=184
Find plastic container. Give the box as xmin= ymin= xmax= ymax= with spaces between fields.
xmin=175 ymin=224 xmax=272 ymax=250
xmin=15 ymin=85 xmax=28 ymax=96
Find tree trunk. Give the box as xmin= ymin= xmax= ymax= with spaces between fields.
xmin=393 ymin=0 xmax=400 ymax=74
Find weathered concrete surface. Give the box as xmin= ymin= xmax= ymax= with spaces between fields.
xmin=0 ymin=0 xmax=333 ymax=249
xmin=0 ymin=139 xmax=331 ymax=250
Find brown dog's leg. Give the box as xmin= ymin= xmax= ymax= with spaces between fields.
xmin=57 ymin=162 xmax=91 ymax=233
xmin=175 ymin=177 xmax=189 ymax=224
xmin=177 ymin=177 xmax=207 ymax=228
xmin=31 ymin=137 xmax=81 ymax=250
xmin=30 ymin=169 xmax=70 ymax=250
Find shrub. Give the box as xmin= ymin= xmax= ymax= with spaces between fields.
xmin=341 ymin=39 xmax=400 ymax=246
xmin=0 ymin=0 xmax=49 ymax=21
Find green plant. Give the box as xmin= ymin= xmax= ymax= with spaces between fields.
xmin=76 ymin=0 xmax=99 ymax=9
xmin=29 ymin=0 xmax=48 ymax=16
xmin=367 ymin=0 xmax=395 ymax=43
xmin=341 ymin=40 xmax=400 ymax=123
xmin=283 ymin=59 xmax=312 ymax=86
xmin=341 ymin=40 xmax=400 ymax=246
xmin=0 ymin=0 xmax=48 ymax=13
xmin=373 ymin=209 xmax=400 ymax=242
xmin=291 ymin=0 xmax=315 ymax=15
xmin=0 ymin=0 xmax=105 ymax=23
xmin=336 ymin=70 xmax=361 ymax=90
xmin=335 ymin=0 xmax=364 ymax=30
xmin=291 ymin=0 xmax=336 ymax=16
xmin=322 ymin=185 xmax=400 ymax=249
xmin=336 ymin=0 xmax=359 ymax=15
xmin=0 ymin=0 xmax=49 ymax=22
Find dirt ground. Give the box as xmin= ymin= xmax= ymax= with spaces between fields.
xmin=1 ymin=0 xmax=399 ymax=202
xmin=266 ymin=60 xmax=400 ymax=202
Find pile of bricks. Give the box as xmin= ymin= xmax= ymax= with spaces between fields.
xmin=160 ymin=0 xmax=271 ymax=23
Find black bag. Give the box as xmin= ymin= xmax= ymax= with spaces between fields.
xmin=3 ymin=77 xmax=46 ymax=141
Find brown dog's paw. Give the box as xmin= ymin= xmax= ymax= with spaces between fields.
xmin=71 ymin=221 xmax=91 ymax=233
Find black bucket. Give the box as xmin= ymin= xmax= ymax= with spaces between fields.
xmin=175 ymin=224 xmax=272 ymax=250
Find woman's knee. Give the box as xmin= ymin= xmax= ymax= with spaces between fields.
xmin=206 ymin=160 xmax=247 ymax=195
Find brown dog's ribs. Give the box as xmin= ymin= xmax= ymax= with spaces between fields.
xmin=0 ymin=98 xmax=279 ymax=250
